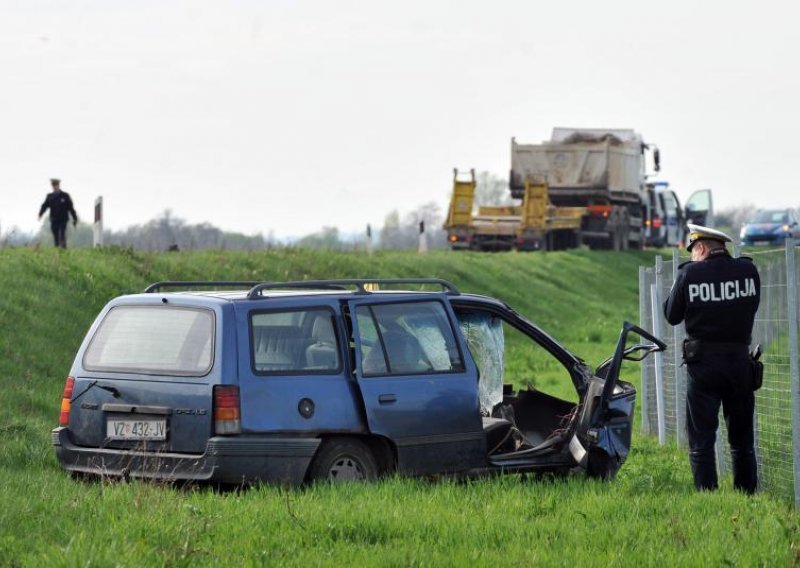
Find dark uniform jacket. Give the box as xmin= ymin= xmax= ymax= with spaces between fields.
xmin=39 ymin=191 xmax=78 ymax=225
xmin=663 ymin=250 xmax=760 ymax=344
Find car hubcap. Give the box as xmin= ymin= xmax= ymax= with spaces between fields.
xmin=328 ymin=455 xmax=365 ymax=481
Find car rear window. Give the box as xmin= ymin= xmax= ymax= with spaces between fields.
xmin=83 ymin=306 xmax=214 ymax=376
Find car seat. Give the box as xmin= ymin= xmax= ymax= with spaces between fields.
xmin=305 ymin=316 xmax=338 ymax=369
xmin=381 ymin=329 xmax=430 ymax=374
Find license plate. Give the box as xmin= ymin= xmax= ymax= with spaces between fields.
xmin=107 ymin=419 xmax=167 ymax=441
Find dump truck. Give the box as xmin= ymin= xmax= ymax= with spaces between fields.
xmin=445 ymin=128 xmax=661 ymax=252
xmin=445 ymin=169 xmax=585 ymax=252
xmin=509 ymin=128 xmax=660 ymax=250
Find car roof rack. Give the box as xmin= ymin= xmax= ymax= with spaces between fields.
xmin=246 ymin=278 xmax=460 ymax=299
xmin=144 ymin=281 xmax=264 ymax=293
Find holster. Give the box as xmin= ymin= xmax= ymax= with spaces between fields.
xmin=682 ymin=339 xmax=701 ymax=364
xmin=751 ymin=344 xmax=763 ymax=391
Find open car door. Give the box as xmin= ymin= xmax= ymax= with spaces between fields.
xmin=575 ymin=322 xmax=666 ymax=478
xmin=684 ymin=189 xmax=713 ymax=228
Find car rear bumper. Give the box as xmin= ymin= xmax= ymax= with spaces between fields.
xmin=52 ymin=427 xmax=321 ymax=485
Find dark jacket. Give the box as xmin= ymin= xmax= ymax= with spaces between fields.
xmin=39 ymin=191 xmax=78 ymax=225
xmin=663 ymin=250 xmax=760 ymax=344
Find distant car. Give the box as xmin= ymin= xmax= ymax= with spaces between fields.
xmin=53 ymin=279 xmax=664 ymax=485
xmin=740 ymin=209 xmax=800 ymax=246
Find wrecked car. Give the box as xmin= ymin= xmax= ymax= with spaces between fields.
xmin=52 ymin=278 xmax=665 ymax=484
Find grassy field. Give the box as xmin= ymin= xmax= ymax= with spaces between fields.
xmin=1 ymin=246 xmax=798 ymax=566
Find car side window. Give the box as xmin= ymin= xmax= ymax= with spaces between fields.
xmin=356 ymin=301 xmax=464 ymax=377
xmin=250 ymin=308 xmax=340 ymax=374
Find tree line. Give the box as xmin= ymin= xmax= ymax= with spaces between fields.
xmin=1 ymin=174 xmax=785 ymax=251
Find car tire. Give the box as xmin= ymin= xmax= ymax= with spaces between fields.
xmin=307 ymin=438 xmax=379 ymax=483
xmin=586 ymin=448 xmax=620 ymax=480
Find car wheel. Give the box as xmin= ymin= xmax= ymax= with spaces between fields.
xmin=307 ymin=438 xmax=379 ymax=483
xmin=586 ymin=448 xmax=620 ymax=480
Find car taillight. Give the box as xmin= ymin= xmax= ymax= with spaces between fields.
xmin=59 ymin=376 xmax=75 ymax=427
xmin=214 ymin=385 xmax=241 ymax=435
xmin=652 ymin=215 xmax=662 ymax=229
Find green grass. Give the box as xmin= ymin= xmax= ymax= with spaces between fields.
xmin=1 ymin=246 xmax=798 ymax=566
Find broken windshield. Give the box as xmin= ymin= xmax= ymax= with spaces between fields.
xmin=458 ymin=312 xmax=504 ymax=415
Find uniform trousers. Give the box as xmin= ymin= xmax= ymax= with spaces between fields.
xmin=686 ymin=350 xmax=757 ymax=493
xmin=51 ymin=221 xmax=67 ymax=248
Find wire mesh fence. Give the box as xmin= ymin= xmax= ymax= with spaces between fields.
xmin=639 ymin=240 xmax=800 ymax=504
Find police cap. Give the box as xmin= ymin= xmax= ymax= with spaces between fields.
xmin=686 ymin=223 xmax=732 ymax=252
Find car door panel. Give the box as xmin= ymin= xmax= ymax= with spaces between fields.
xmin=235 ymin=301 xmax=366 ymax=435
xmin=349 ymin=297 xmax=485 ymax=475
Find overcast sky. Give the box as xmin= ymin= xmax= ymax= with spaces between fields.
xmin=2 ymin=0 xmax=798 ymax=239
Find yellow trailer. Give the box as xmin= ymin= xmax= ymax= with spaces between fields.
xmin=444 ymin=170 xmax=584 ymax=252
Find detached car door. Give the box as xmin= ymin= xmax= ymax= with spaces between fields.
xmin=349 ymin=297 xmax=485 ymax=475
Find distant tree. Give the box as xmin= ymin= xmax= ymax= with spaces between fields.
xmin=379 ymin=210 xmax=405 ymax=249
xmin=101 ymin=210 xmax=269 ymax=251
xmin=296 ymin=226 xmax=347 ymax=250
xmin=714 ymin=204 xmax=758 ymax=232
xmin=474 ymin=171 xmax=513 ymax=208
xmin=403 ymin=201 xmax=447 ymax=249
xmin=377 ymin=203 xmax=448 ymax=250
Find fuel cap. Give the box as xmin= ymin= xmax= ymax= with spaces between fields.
xmin=298 ymin=398 xmax=315 ymax=419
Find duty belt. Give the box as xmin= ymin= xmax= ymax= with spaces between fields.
xmin=688 ymin=340 xmax=749 ymax=353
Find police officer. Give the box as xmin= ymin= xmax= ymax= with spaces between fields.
xmin=38 ymin=178 xmax=78 ymax=248
xmin=664 ymin=224 xmax=760 ymax=493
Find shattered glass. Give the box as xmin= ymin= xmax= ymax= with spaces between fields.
xmin=412 ymin=323 xmax=456 ymax=371
xmin=459 ymin=313 xmax=505 ymax=415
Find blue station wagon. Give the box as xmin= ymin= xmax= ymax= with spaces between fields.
xmin=53 ymin=279 xmax=664 ymax=484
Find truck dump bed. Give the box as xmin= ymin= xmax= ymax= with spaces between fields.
xmin=510 ymin=128 xmax=645 ymax=206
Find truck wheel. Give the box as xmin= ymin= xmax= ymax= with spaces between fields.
xmin=307 ymin=438 xmax=379 ymax=483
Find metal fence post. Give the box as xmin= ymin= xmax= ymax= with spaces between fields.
xmin=651 ymin=284 xmax=666 ymax=445
xmin=651 ymin=255 xmax=666 ymax=444
xmin=672 ymin=248 xmax=686 ymax=447
xmin=639 ymin=266 xmax=650 ymax=435
xmin=785 ymin=238 xmax=800 ymax=507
